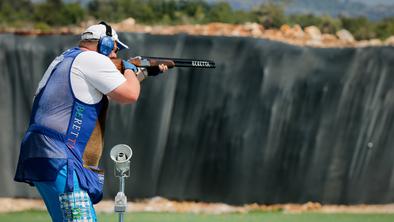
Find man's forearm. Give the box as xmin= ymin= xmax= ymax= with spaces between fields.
xmin=107 ymin=69 xmax=141 ymax=103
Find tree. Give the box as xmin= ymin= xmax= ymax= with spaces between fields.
xmin=0 ymin=0 xmax=33 ymax=24
xmin=340 ymin=16 xmax=376 ymax=40
xmin=252 ymin=2 xmax=286 ymax=29
xmin=33 ymin=0 xmax=86 ymax=26
xmin=375 ymin=17 xmax=394 ymax=40
xmin=289 ymin=14 xmax=341 ymax=34
xmin=207 ymin=2 xmax=235 ymax=23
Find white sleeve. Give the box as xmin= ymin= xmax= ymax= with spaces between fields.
xmin=73 ymin=51 xmax=126 ymax=95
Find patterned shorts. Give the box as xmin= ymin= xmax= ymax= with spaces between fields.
xmin=59 ymin=190 xmax=95 ymax=222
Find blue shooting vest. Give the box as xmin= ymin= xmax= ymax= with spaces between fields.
xmin=14 ymin=48 xmax=106 ymax=204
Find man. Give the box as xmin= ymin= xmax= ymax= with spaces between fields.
xmin=14 ymin=22 xmax=167 ymax=221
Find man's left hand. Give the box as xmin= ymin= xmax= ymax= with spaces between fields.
xmin=146 ymin=64 xmax=169 ymax=76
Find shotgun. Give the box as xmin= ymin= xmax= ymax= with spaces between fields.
xmin=112 ymin=56 xmax=216 ymax=73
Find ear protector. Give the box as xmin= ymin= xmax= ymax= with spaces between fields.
xmin=98 ymin=21 xmax=114 ymax=56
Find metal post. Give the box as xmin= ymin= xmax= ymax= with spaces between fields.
xmin=118 ymin=177 xmax=125 ymax=222
xmin=120 ymin=177 xmax=125 ymax=192
xmin=119 ymin=210 xmax=124 ymax=222
xmin=110 ymin=144 xmax=132 ymax=222
xmin=115 ymin=175 xmax=127 ymax=222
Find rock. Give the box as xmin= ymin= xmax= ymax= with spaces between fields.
xmin=7 ymin=19 xmax=390 ymax=48
xmin=354 ymin=39 xmax=382 ymax=47
xmin=306 ymin=39 xmax=323 ymax=47
xmin=244 ymin=22 xmax=264 ymax=37
xmin=280 ymin=24 xmax=291 ymax=33
xmin=304 ymin=26 xmax=321 ymax=40
xmin=114 ymin=17 xmax=136 ymax=31
xmin=368 ymin=39 xmax=383 ymax=46
xmin=145 ymin=25 xmax=153 ymax=32
xmin=336 ymin=29 xmax=355 ymax=42
xmin=281 ymin=24 xmax=305 ymax=39
xmin=322 ymin=33 xmax=338 ymax=41
xmin=292 ymin=24 xmax=305 ymax=38
xmin=321 ymin=34 xmax=340 ymax=47
xmin=356 ymin=40 xmax=371 ymax=48
xmin=384 ymin=36 xmax=394 ymax=45
xmin=120 ymin=17 xmax=136 ymax=26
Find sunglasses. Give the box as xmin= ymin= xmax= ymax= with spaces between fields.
xmin=114 ymin=47 xmax=119 ymax=53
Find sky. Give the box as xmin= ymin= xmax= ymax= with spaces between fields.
xmin=350 ymin=0 xmax=393 ymax=5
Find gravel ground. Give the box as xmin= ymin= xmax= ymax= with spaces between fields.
xmin=1 ymin=197 xmax=394 ymax=214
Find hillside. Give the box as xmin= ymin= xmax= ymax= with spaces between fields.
xmin=209 ymin=0 xmax=394 ymax=20
xmin=4 ymin=18 xmax=394 ymax=48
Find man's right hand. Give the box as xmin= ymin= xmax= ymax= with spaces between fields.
xmin=122 ymin=60 xmax=138 ymax=73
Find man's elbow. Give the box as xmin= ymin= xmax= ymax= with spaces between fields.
xmin=119 ymin=91 xmax=139 ymax=104
xmin=127 ymin=93 xmax=139 ymax=103
xmin=107 ymin=89 xmax=140 ymax=104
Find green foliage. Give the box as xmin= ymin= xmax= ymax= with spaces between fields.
xmin=339 ymin=16 xmax=377 ymax=40
xmin=177 ymin=0 xmax=208 ymax=23
xmin=1 ymin=0 xmax=394 ymax=40
xmin=86 ymin=0 xmax=249 ymax=25
xmin=34 ymin=22 xmax=52 ymax=32
xmin=375 ymin=17 xmax=394 ymax=40
xmin=0 ymin=0 xmax=33 ymax=24
xmin=33 ymin=0 xmax=86 ymax=26
xmin=251 ymin=3 xmax=286 ymax=29
xmin=289 ymin=14 xmax=342 ymax=34
xmin=206 ymin=2 xmax=235 ymax=23
xmin=62 ymin=3 xmax=86 ymax=24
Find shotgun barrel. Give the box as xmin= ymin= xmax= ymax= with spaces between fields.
xmin=135 ymin=56 xmax=216 ymax=68
xmin=111 ymin=56 xmax=216 ymax=73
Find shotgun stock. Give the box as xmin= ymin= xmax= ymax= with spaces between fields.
xmin=112 ymin=56 xmax=216 ymax=73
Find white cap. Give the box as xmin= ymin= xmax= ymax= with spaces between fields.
xmin=81 ymin=24 xmax=129 ymax=50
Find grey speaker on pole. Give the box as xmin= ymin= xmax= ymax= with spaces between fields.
xmin=110 ymin=144 xmax=133 ymax=222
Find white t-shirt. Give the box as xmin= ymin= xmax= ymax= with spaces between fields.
xmin=35 ymin=49 xmax=126 ymax=105
xmin=71 ymin=51 xmax=126 ymax=104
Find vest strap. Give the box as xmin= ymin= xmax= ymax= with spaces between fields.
xmin=66 ymin=159 xmax=74 ymax=192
